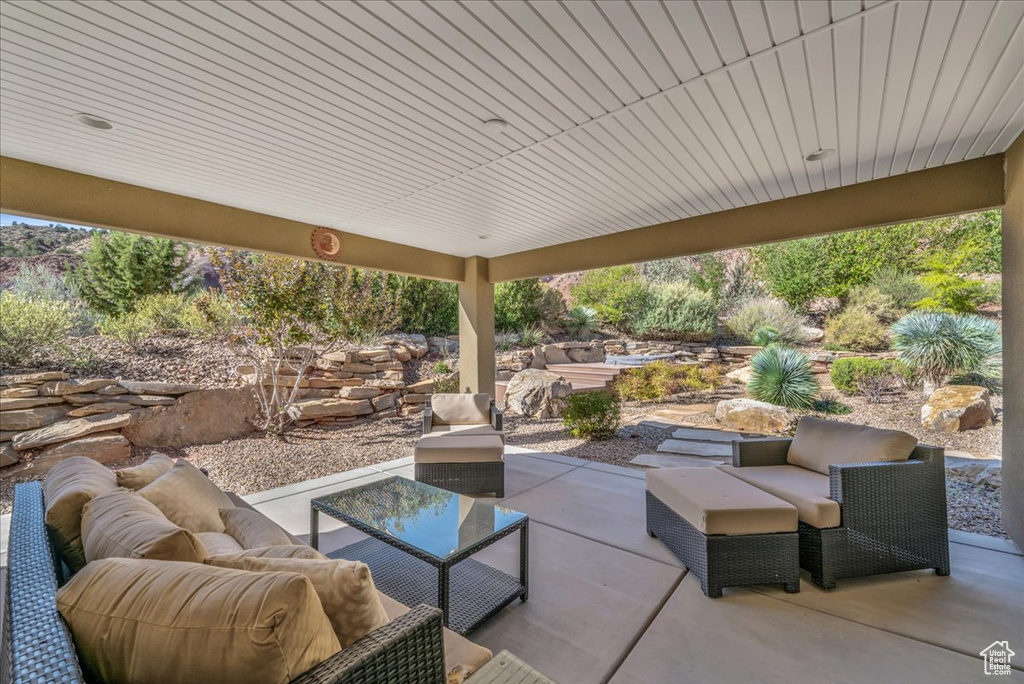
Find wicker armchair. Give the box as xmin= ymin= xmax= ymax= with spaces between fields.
xmin=2 ymin=482 xmax=448 ymax=684
xmin=415 ymin=394 xmax=505 ymax=496
xmin=731 ymin=439 xmax=951 ymax=589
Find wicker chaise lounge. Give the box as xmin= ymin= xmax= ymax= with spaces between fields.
xmin=415 ymin=394 xmax=505 ymax=497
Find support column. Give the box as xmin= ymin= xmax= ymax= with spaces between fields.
xmin=1003 ymin=134 xmax=1023 ymax=549
xmin=458 ymin=256 xmax=496 ymax=397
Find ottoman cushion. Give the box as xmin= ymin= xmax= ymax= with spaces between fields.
xmin=717 ymin=464 xmax=841 ymax=528
xmin=414 ymin=433 xmax=504 ymax=464
xmin=646 ymin=467 xmax=797 ymax=535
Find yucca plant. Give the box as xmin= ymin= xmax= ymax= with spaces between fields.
xmin=518 ymin=324 xmax=545 ymax=348
xmin=748 ymin=345 xmax=817 ymax=408
xmin=495 ymin=332 xmax=520 ymax=352
xmin=565 ymin=305 xmax=598 ymax=339
xmin=891 ymin=312 xmax=1001 ymax=396
xmin=751 ymin=325 xmax=780 ymax=347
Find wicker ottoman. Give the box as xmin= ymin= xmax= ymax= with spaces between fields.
xmin=414 ymin=433 xmax=505 ymax=496
xmin=646 ymin=468 xmax=800 ymax=597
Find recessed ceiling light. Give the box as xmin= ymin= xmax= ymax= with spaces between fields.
xmin=478 ymin=234 xmax=490 ymax=240
xmin=805 ymin=148 xmax=835 ymax=162
xmin=482 ymin=118 xmax=508 ymax=134
xmin=73 ymin=113 xmax=114 ymax=130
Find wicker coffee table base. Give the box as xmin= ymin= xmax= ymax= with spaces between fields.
xmin=646 ymin=491 xmax=800 ymax=598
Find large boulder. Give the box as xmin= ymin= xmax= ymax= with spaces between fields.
xmin=715 ymin=399 xmax=794 ymax=434
xmin=503 ymin=369 xmax=573 ymax=419
xmin=29 ymin=433 xmax=131 ymax=475
xmin=567 ymin=346 xmax=604 ymax=363
xmin=921 ymin=385 xmax=994 ymax=433
xmin=123 ymin=387 xmax=260 ymax=447
xmin=725 ymin=366 xmax=754 ymax=385
xmin=541 ymin=344 xmax=571 ymax=365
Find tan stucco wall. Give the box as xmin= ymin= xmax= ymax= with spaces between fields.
xmin=0 ymin=156 xmax=464 ymax=282
xmin=1003 ymin=134 xmax=1023 ymax=549
xmin=458 ymin=256 xmax=496 ymax=397
xmin=489 ymin=155 xmax=1005 ymax=282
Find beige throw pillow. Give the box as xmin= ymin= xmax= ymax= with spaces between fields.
xmin=787 ymin=416 xmax=918 ymax=475
xmin=239 ymin=557 xmax=388 ymax=649
xmin=221 ymin=506 xmax=292 ymax=549
xmin=116 ymin=452 xmax=175 ymax=490
xmin=205 ymin=545 xmax=327 ymax=567
xmin=82 ymin=488 xmax=207 ymax=564
xmin=430 ymin=393 xmax=490 ymax=425
xmin=139 ymin=459 xmax=234 ymax=533
xmin=57 ymin=558 xmax=342 ymax=684
xmin=194 ymin=531 xmax=245 ymax=558
xmin=43 ymin=456 xmax=118 ymax=572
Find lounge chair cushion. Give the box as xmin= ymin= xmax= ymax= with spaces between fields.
xmin=429 ymin=423 xmax=501 ymax=437
xmin=646 ymin=467 xmax=797 ymax=535
xmin=414 ymin=433 xmax=504 ymax=464
xmin=43 ymin=456 xmax=118 ymax=572
xmin=221 ymin=506 xmax=293 ymax=549
xmin=81 ymin=488 xmax=207 ymax=564
xmin=139 ymin=459 xmax=235 ymax=533
xmin=194 ymin=532 xmax=244 ymax=557
xmin=205 ymin=545 xmax=327 ymax=567
xmin=56 ymin=558 xmax=341 ymax=684
xmin=786 ymin=416 xmax=917 ymax=475
xmin=379 ymin=592 xmax=492 ymax=682
xmin=236 ymin=556 xmax=388 ymax=649
xmin=116 ymin=452 xmax=175 ymax=490
xmin=430 ymin=393 xmax=491 ymax=425
xmin=717 ymin=465 xmax=842 ymax=529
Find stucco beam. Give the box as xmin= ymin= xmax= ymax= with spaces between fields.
xmin=0 ymin=156 xmax=465 ymax=282
xmin=489 ymin=155 xmax=1006 ymax=282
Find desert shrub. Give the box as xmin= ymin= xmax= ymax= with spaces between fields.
xmin=823 ymin=306 xmax=888 ymax=351
xmin=563 ymin=391 xmax=621 ymax=440
xmin=433 ymin=373 xmax=459 ymax=394
xmin=830 ymin=358 xmax=914 ymax=396
xmin=866 ymin=267 xmax=931 ymax=312
xmin=518 ymin=325 xmax=545 ymax=348
xmin=7 ymin=262 xmax=96 ymax=334
xmin=920 ymin=210 xmax=1001 ymax=274
xmin=721 ymin=254 xmax=765 ymax=308
xmin=390 ymin=276 xmax=458 ymax=336
xmin=685 ymin=253 xmax=729 ymax=305
xmin=495 ymin=278 xmax=545 ymax=332
xmin=537 ymin=285 xmax=567 ymax=334
xmin=431 ymin=360 xmax=452 ymax=375
xmin=748 ymin=345 xmax=817 ymax=408
xmin=495 ymin=332 xmax=518 ymax=352
xmin=0 ymin=292 xmax=76 ymax=365
xmin=569 ymin=265 xmax=647 ymax=328
xmin=812 ymin=392 xmax=853 ymax=415
xmin=892 ymin=312 xmax=1001 ymax=393
xmin=845 ymin=285 xmax=903 ymax=324
xmin=638 ymin=257 xmax=690 ymax=285
xmin=98 ymin=311 xmax=157 ymax=350
xmin=191 ymin=290 xmax=237 ymax=337
xmin=615 ymin=361 xmax=722 ymax=401
xmin=751 ymin=326 xmax=780 ymax=347
xmin=914 ymin=250 xmax=995 ymax=314
xmin=725 ymin=297 xmax=805 ymax=344
xmin=565 ymin=305 xmax=598 ymax=339
xmin=337 ymin=270 xmax=402 ymax=344
xmin=131 ymin=293 xmax=204 ymax=334
xmin=628 ymin=283 xmax=717 ymax=341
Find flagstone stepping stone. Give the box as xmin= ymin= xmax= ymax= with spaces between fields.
xmin=655 ymin=439 xmax=733 ymax=458
xmin=670 ymin=427 xmax=745 ymax=443
xmin=631 ymin=453 xmax=726 ymax=469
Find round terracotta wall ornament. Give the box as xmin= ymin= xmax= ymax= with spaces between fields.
xmin=311 ymin=227 xmax=343 ymax=261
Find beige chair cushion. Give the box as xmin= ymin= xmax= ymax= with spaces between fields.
xmin=238 ymin=557 xmax=388 ymax=649
xmin=646 ymin=467 xmax=797 ymax=535
xmin=787 ymin=416 xmax=917 ymax=475
xmin=414 ymin=433 xmax=504 ymax=464
xmin=378 ymin=592 xmax=492 ymax=681
xmin=430 ymin=393 xmax=490 ymax=426
xmin=139 ymin=459 xmax=234 ymax=533
xmin=56 ymin=558 xmax=341 ymax=684
xmin=717 ymin=464 xmax=841 ymax=529
xmin=430 ymin=423 xmax=501 ymax=437
xmin=221 ymin=506 xmax=293 ymax=549
xmin=116 ymin=452 xmax=175 ymax=490
xmin=206 ymin=544 xmax=327 ymax=567
xmin=82 ymin=488 xmax=207 ymax=564
xmin=43 ymin=456 xmax=118 ymax=572
xmin=195 ymin=531 xmax=244 ymax=557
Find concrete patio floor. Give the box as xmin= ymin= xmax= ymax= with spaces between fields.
xmin=242 ymin=446 xmax=1024 ymax=684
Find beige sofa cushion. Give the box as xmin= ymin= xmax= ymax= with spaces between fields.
xmin=414 ymin=433 xmax=504 ymax=464
xmin=82 ymin=488 xmax=207 ymax=564
xmin=379 ymin=592 xmax=492 ymax=681
xmin=717 ymin=465 xmax=841 ymax=529
xmin=139 ymin=459 xmax=234 ymax=533
xmin=238 ymin=557 xmax=388 ymax=649
xmin=221 ymin=506 xmax=293 ymax=549
xmin=431 ymin=393 xmax=490 ymax=426
xmin=646 ymin=467 xmax=797 ymax=535
xmin=195 ymin=531 xmax=245 ymax=557
xmin=56 ymin=558 xmax=341 ymax=684
xmin=430 ymin=423 xmax=501 ymax=438
xmin=787 ymin=416 xmax=917 ymax=475
xmin=116 ymin=452 xmax=175 ymax=490
xmin=43 ymin=456 xmax=118 ymax=572
xmin=206 ymin=544 xmax=327 ymax=567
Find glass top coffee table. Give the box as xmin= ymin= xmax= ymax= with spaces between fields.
xmin=310 ymin=475 xmax=528 ymax=635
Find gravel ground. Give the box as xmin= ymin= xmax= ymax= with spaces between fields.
xmin=945 ymin=479 xmax=1006 ymax=538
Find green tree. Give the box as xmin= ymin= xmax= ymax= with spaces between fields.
xmin=72 ymin=232 xmax=191 ymax=315
xmin=388 ymin=275 xmax=459 ymax=336
xmin=494 ymin=278 xmax=545 ymax=332
xmin=569 ymin=265 xmax=648 ymax=329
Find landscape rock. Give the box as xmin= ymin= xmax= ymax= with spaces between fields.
xmin=402 ymin=394 xmax=431 ymax=404
xmin=119 ymin=380 xmax=200 ymax=395
xmin=503 ymin=369 xmax=573 ymax=419
xmin=715 ymin=399 xmax=794 ymax=434
xmin=339 ymin=386 xmax=382 ymax=400
xmin=406 ymin=379 xmax=435 ymax=394
xmin=801 ymin=326 xmax=825 ymax=343
xmin=0 ymin=406 xmax=69 ymax=431
xmin=0 ymin=371 xmax=68 ymax=385
xmin=123 ymin=388 xmax=259 ymax=448
xmin=12 ymin=412 xmax=134 ymax=451
xmin=542 ymin=344 xmax=571 ymax=365
xmin=95 ymin=385 xmax=129 ymax=396
xmin=371 ymin=393 xmax=398 ymax=411
xmin=567 ymin=346 xmax=604 ymax=363
xmin=0 ymin=396 xmax=66 ymax=411
xmin=68 ymin=402 xmax=136 ymax=417
xmin=921 ymin=385 xmax=994 ymax=433
xmin=37 ymin=378 xmax=116 ymax=396
xmin=0 ymin=387 xmax=38 ymax=398
xmin=1 ymin=442 xmax=19 ymax=467
xmin=725 ymin=366 xmax=754 ymax=385
xmin=63 ymin=393 xmax=108 ymax=406
xmin=286 ymin=398 xmax=373 ymax=420
xmin=364 ymin=379 xmax=405 ymax=390
xmin=30 ymin=433 xmax=131 ymax=475
xmin=121 ymin=395 xmax=178 ymax=407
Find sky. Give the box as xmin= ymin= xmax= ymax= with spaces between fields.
xmin=0 ymin=213 xmax=94 ymax=230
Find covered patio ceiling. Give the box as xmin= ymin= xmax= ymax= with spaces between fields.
xmin=1 ymin=0 xmax=1022 ymax=262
